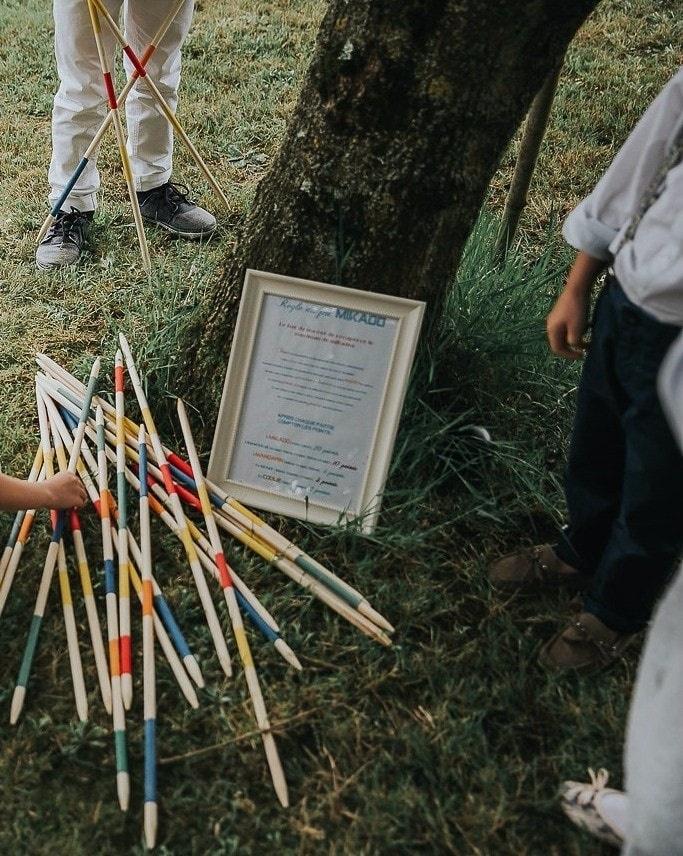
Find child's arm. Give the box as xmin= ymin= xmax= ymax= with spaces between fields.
xmin=0 ymin=471 xmax=87 ymax=512
xmin=546 ymin=251 xmax=606 ymax=360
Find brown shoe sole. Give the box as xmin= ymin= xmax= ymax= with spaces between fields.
xmin=491 ymin=571 xmax=591 ymax=595
xmin=538 ymin=629 xmax=635 ymax=674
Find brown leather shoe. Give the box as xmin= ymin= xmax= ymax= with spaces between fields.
xmin=488 ymin=544 xmax=588 ymax=592
xmin=539 ymin=612 xmax=634 ymax=673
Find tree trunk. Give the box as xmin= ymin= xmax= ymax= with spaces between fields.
xmin=180 ymin=0 xmax=599 ymax=420
xmin=493 ymin=54 xmax=566 ymax=262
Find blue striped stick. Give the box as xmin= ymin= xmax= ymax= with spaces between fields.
xmin=139 ymin=426 xmax=158 ymax=848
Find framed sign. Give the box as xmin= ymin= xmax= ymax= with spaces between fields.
xmin=208 ymin=270 xmax=425 ymax=532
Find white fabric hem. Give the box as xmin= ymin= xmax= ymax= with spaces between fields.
xmin=48 ymin=190 xmax=98 ymax=213
xmin=562 ymin=203 xmax=617 ymax=261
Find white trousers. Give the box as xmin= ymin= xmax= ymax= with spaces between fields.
xmin=49 ymin=0 xmax=195 ymax=212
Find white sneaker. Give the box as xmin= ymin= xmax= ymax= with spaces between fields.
xmin=559 ymin=768 xmax=626 ymax=847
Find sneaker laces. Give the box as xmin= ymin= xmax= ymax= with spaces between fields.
xmin=564 ymin=768 xmax=611 ymax=806
xmin=44 ymin=207 xmax=89 ymax=246
xmin=150 ymin=182 xmax=195 ymax=218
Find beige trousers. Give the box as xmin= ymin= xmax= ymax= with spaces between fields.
xmin=49 ymin=0 xmax=194 ymax=211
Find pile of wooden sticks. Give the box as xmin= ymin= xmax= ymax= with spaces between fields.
xmin=0 ymin=334 xmax=393 ymax=849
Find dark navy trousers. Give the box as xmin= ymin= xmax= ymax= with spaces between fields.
xmin=555 ymin=277 xmax=683 ymax=633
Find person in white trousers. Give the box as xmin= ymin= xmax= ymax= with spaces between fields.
xmin=37 ymin=0 xmax=216 ymax=271
xmin=559 ymin=331 xmax=683 ymax=855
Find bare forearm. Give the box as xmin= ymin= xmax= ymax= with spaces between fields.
xmin=0 ymin=473 xmax=48 ymax=512
xmin=564 ymin=250 xmax=607 ymax=296
xmin=546 ymin=251 xmax=608 ymax=360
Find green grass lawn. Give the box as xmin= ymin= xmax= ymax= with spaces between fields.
xmin=0 ymin=1 xmax=681 ymax=853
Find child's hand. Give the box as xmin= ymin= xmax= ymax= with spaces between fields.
xmin=546 ymin=288 xmax=590 ymax=360
xmin=547 ymin=251 xmax=605 ymax=360
xmin=41 ymin=472 xmax=87 ymax=509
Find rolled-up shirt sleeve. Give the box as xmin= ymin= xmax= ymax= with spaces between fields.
xmin=562 ymin=67 xmax=683 ymax=261
xmin=563 ymin=195 xmax=620 ymax=261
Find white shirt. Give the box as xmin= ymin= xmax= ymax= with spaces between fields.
xmin=563 ymin=66 xmax=683 ymax=326
xmin=622 ymin=336 xmax=683 ymax=856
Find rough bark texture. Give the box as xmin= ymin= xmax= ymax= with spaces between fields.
xmin=493 ymin=54 xmax=566 ymax=262
xmin=180 ymin=0 xmax=599 ymax=418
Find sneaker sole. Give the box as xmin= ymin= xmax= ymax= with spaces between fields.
xmin=35 ymin=258 xmax=79 ymax=271
xmin=142 ymin=217 xmax=216 ymax=240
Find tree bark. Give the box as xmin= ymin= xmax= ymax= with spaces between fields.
xmin=493 ymin=54 xmax=566 ymax=262
xmin=180 ymin=0 xmax=599 ymax=419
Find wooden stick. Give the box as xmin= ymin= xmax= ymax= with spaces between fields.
xmin=10 ymin=357 xmax=99 ymax=725
xmin=139 ymin=426 xmax=158 ymax=847
xmin=119 ymin=333 xmax=232 ymax=678
xmin=38 ymin=389 xmax=88 ymax=723
xmin=177 ymin=398 xmax=289 ymax=806
xmin=493 ymin=54 xmax=565 ymax=262
xmin=85 ymin=0 xmax=151 ymax=273
xmin=96 ymin=406 xmax=130 ymax=811
xmin=114 ymin=351 xmax=132 ymax=709
xmin=42 ymin=391 xmax=111 ymax=716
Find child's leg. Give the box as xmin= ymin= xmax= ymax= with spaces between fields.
xmin=122 ymin=0 xmax=195 ymax=192
xmin=49 ymin=0 xmax=122 ymax=213
xmin=555 ymin=284 xmax=626 ymax=573
xmin=583 ymin=284 xmax=683 ymax=633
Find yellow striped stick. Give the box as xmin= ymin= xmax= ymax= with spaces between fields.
xmin=38 ymin=387 xmax=88 ymax=723
xmin=85 ymin=0 xmax=150 ymax=273
xmin=139 ymin=425 xmax=158 ymax=847
xmin=177 ymin=399 xmax=289 ymax=806
xmin=42 ymin=391 xmax=112 ymax=715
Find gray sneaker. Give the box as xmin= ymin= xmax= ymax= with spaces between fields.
xmin=36 ymin=208 xmax=92 ymax=270
xmin=137 ymin=182 xmax=216 ymax=239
